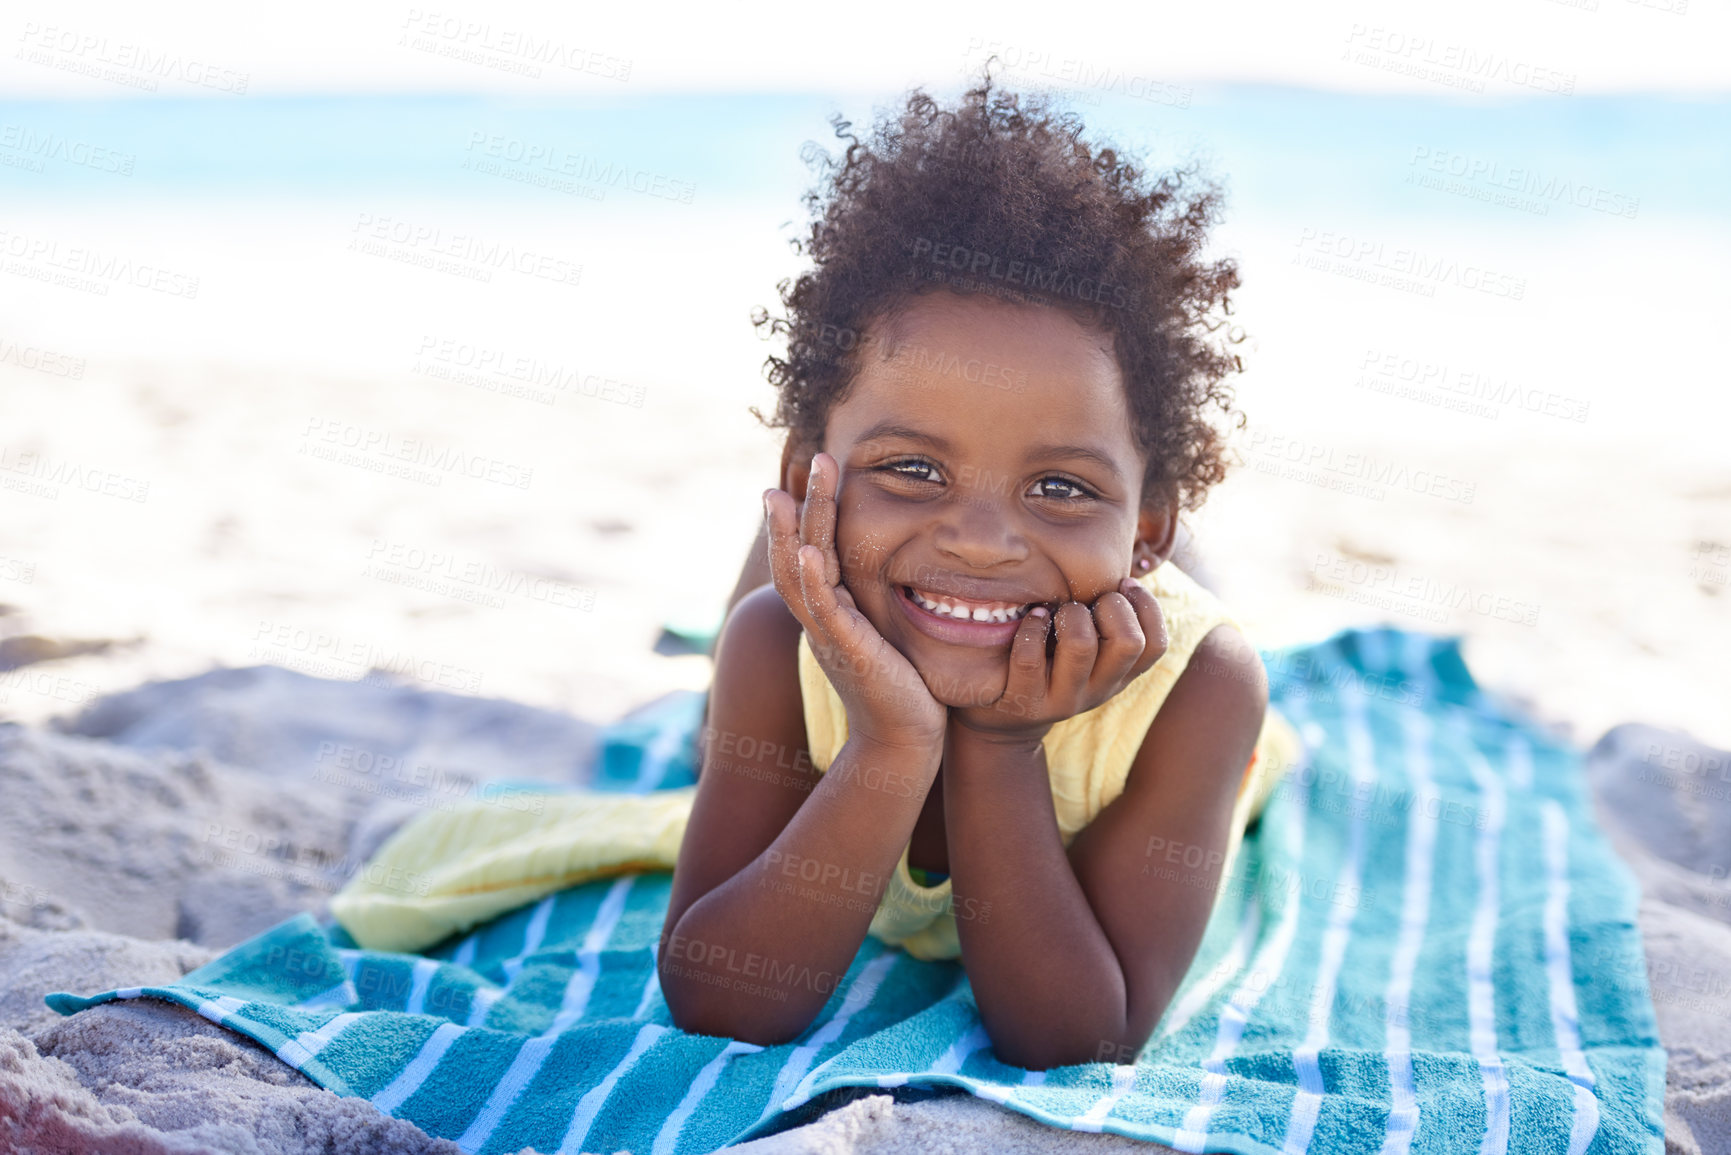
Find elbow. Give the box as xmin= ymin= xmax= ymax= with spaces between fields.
xmin=987 ymin=1011 xmax=1155 ymax=1072
xmin=663 ymin=1002 xmax=808 ymax=1047
xmin=994 ymin=1035 xmax=1139 ymax=1072
xmin=658 ymin=963 xmax=816 ymax=1045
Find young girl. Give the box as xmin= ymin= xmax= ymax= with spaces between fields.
xmin=658 ymin=75 xmax=1300 ymax=1071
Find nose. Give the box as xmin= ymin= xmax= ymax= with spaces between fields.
xmin=931 ymin=487 xmax=1029 ymax=569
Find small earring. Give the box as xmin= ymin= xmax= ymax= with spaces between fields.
xmin=1137 ymin=557 xmax=1152 ymax=572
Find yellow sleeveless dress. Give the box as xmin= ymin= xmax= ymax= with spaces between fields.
xmin=330 ymin=563 xmax=1297 ymax=956
xmin=795 ymin=561 xmax=1299 ymax=960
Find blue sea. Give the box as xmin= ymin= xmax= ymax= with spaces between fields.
xmin=1 ymin=87 xmax=1726 ymax=439
xmin=0 ymin=87 xmax=1722 ymax=215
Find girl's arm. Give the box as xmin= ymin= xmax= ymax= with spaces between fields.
xmin=658 ymin=590 xmax=940 ymax=1042
xmin=945 ymin=619 xmax=1267 ymax=1070
xmin=661 ymin=454 xmax=949 ymax=1044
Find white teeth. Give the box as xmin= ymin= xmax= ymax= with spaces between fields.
xmin=907 ymin=587 xmax=1029 ymax=623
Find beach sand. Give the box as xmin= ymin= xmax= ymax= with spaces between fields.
xmin=2 ymin=357 xmax=1729 ymax=1152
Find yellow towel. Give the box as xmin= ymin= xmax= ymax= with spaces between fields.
xmin=331 ymin=562 xmax=1298 ymax=955
xmin=329 ymin=788 xmax=694 ymax=954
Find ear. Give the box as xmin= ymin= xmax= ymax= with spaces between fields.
xmin=779 ymin=435 xmax=818 ymax=502
xmin=1133 ymin=489 xmax=1180 ymax=573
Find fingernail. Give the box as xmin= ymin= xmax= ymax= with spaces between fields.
xmin=762 ymin=490 xmax=772 ymax=517
xmin=1120 ymin=578 xmax=1136 ymax=594
xmin=1030 ymin=606 xmax=1048 ymax=618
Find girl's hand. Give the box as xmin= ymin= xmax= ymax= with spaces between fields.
xmin=952 ymin=579 xmax=1168 ymax=743
xmin=763 ymin=452 xmax=948 ymax=753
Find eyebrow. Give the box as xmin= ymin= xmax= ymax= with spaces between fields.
xmin=1028 ymin=442 xmax=1125 ymax=483
xmin=854 ymin=420 xmax=1124 ymax=483
xmin=856 ymin=420 xmax=952 ymax=450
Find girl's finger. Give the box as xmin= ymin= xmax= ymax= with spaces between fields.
xmin=1048 ymin=601 xmax=1097 ymax=701
xmin=831 ymin=580 xmax=862 ymax=617
xmin=1119 ymin=581 xmax=1170 ymax=681
xmin=764 ymin=489 xmax=818 ymax=635
xmin=1001 ymin=605 xmax=1051 ymax=720
xmin=799 ymin=452 xmax=843 ymax=587
xmin=797 ymin=542 xmax=855 ymax=651
xmin=1087 ymin=589 xmax=1146 ymax=696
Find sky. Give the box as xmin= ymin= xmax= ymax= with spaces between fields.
xmin=4 ymin=0 xmax=1727 ymax=101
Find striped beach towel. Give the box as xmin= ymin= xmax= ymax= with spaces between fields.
xmin=47 ymin=627 xmax=1666 ymax=1154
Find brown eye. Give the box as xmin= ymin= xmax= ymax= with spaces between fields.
xmin=882 ymin=459 xmax=941 ymax=483
xmin=1031 ymin=476 xmax=1090 ymax=500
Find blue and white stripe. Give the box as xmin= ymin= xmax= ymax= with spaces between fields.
xmin=44 ymin=629 xmax=1663 ymax=1155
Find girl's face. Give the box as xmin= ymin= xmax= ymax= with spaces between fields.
xmin=817 ymin=289 xmax=1172 ymax=709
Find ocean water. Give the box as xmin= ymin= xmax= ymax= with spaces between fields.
xmin=0 ymin=88 xmax=1723 ymax=212
xmin=2 ymin=86 xmax=1726 ymax=444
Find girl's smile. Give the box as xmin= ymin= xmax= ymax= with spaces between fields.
xmin=892 ymin=580 xmax=1034 ymax=647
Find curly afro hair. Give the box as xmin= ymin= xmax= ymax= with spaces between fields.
xmin=749 ymin=67 xmax=1247 ymax=514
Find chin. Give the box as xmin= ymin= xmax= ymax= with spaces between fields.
xmin=860 ymin=589 xmax=1016 ymax=711
xmin=908 ymin=650 xmax=1011 ymax=712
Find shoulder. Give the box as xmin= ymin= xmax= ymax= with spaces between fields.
xmin=716 ymin=581 xmax=804 ymax=663
xmin=1170 ymin=623 xmax=1269 ymax=725
xmin=705 ymin=583 xmax=807 ymax=768
xmin=1126 ymin=623 xmax=1268 ymax=799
